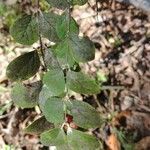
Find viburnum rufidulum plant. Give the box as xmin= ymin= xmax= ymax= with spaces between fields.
xmin=6 ymin=0 xmax=104 ymax=149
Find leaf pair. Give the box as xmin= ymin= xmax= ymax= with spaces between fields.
xmin=10 ymin=13 xmax=58 ymax=45
xmin=10 ymin=12 xmax=79 ymax=45
xmin=41 ymin=97 xmax=102 ymax=129
xmin=25 ymin=104 xmax=101 ymax=149
xmin=40 ymin=128 xmax=100 ymax=150
xmin=43 ymin=68 xmax=100 ymax=97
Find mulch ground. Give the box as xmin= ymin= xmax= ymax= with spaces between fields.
xmin=0 ymin=0 xmax=150 ymax=149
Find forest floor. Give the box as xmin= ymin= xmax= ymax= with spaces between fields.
xmin=0 ymin=0 xmax=150 ymax=150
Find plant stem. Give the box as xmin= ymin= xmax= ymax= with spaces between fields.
xmin=101 ymin=85 xmax=124 ymax=90
xmin=39 ymin=34 xmax=47 ymax=71
xmin=36 ymin=0 xmax=47 ymax=71
xmin=67 ymin=0 xmax=71 ymax=35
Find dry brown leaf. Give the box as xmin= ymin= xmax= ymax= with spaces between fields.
xmin=106 ymin=133 xmax=121 ymax=150
xmin=135 ymin=136 xmax=150 ymax=150
xmin=113 ymin=110 xmax=150 ymax=139
xmin=112 ymin=110 xmax=132 ymax=127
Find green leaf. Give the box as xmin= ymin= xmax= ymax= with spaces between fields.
xmin=43 ymin=69 xmax=65 ymax=96
xmin=41 ymin=128 xmax=100 ymax=150
xmin=96 ymin=71 xmax=107 ymax=83
xmin=67 ymin=71 xmax=100 ymax=94
xmin=56 ymin=34 xmax=95 ymax=65
xmin=43 ymin=98 xmax=64 ymax=124
xmin=72 ymin=0 xmax=88 ymax=5
xmin=56 ymin=12 xmax=79 ymax=39
xmin=45 ymin=0 xmax=68 ymax=9
xmin=11 ymin=81 xmax=42 ymax=108
xmin=41 ymin=128 xmax=69 ymax=148
xmin=0 ymin=101 xmax=12 ymax=116
xmin=67 ymin=129 xmax=100 ymax=150
xmin=38 ymin=12 xmax=60 ymax=42
xmin=69 ymin=34 xmax=95 ymax=62
xmin=39 ymin=84 xmax=66 ymax=112
xmin=55 ymin=40 xmax=76 ymax=68
xmin=10 ymin=14 xmax=39 ymax=45
xmin=24 ymin=116 xmax=54 ymax=134
xmin=39 ymin=85 xmax=53 ymax=111
xmin=6 ymin=51 xmax=40 ymax=81
xmin=44 ymin=48 xmax=60 ymax=70
xmin=66 ymin=100 xmax=102 ymax=129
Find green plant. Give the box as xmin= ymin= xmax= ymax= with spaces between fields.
xmin=0 ymin=2 xmax=19 ymax=28
xmin=114 ymin=128 xmax=135 ymax=150
xmin=0 ymin=101 xmax=12 ymax=116
xmin=4 ymin=144 xmax=15 ymax=150
xmin=6 ymin=0 xmax=104 ymax=149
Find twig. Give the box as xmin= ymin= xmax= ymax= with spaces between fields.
xmin=93 ymin=95 xmax=109 ymax=113
xmin=101 ymin=85 xmax=124 ymax=90
xmin=39 ymin=34 xmax=47 ymax=70
xmin=36 ymin=0 xmax=47 ymax=71
xmin=93 ymin=95 xmax=103 ymax=109
xmin=109 ymin=90 xmax=115 ymax=112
